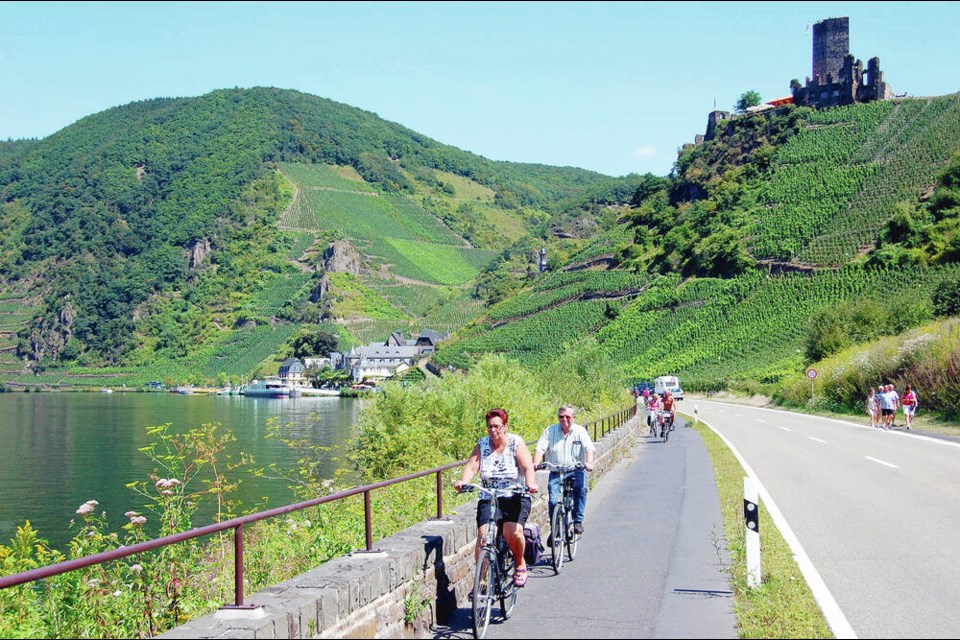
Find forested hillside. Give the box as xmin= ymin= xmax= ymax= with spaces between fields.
xmin=0 ymin=87 xmax=638 ymax=384
xmin=436 ymin=94 xmax=960 ymax=413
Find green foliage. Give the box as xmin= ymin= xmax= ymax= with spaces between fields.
xmin=286 ymin=326 xmax=340 ymax=360
xmin=735 ymin=90 xmax=762 ymax=113
xmin=932 ymin=271 xmax=960 ymax=316
xmin=804 ymin=296 xmax=932 ymax=361
xmin=777 ymin=317 xmax=960 ymax=419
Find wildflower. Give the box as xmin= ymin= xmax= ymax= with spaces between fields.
xmin=76 ymin=502 xmax=97 ymax=516
xmin=86 ymin=578 xmax=100 ymax=587
xmin=129 ymin=564 xmax=143 ymax=574
xmin=161 ymin=490 xmax=173 ymax=497
xmin=112 ymin=590 xmax=122 ymax=597
xmin=131 ymin=516 xmax=147 ymax=526
xmin=124 ymin=511 xmax=139 ymax=518
xmin=87 ymin=531 xmax=96 ymax=538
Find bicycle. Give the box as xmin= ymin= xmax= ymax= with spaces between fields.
xmin=535 ymin=461 xmax=584 ymax=574
xmin=457 ymin=483 xmax=527 ymax=639
xmin=660 ymin=410 xmax=674 ymax=442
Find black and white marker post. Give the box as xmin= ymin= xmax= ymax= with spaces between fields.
xmin=744 ymin=477 xmax=761 ymax=588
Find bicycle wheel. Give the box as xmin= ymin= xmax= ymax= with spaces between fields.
xmin=499 ymin=548 xmax=518 ymax=619
xmin=565 ymin=506 xmax=579 ymax=561
xmin=472 ymin=550 xmax=495 ymax=639
xmin=551 ymin=505 xmax=566 ymax=574
xmin=663 ymin=420 xmax=670 ymax=442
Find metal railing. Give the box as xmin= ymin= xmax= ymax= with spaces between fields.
xmin=0 ymin=403 xmax=636 ymax=607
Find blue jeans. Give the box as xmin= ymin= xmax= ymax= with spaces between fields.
xmin=548 ymin=469 xmax=587 ymax=523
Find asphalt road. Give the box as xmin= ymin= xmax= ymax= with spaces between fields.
xmin=693 ymin=398 xmax=960 ymax=639
xmin=428 ymin=415 xmax=737 ymax=639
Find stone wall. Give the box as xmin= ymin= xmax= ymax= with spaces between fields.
xmin=159 ymin=414 xmax=641 ymax=639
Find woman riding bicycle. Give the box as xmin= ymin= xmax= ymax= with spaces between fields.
xmin=455 ymin=408 xmax=539 ymax=588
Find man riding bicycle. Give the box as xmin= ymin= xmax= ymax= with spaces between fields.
xmin=532 ymin=404 xmax=595 ymax=535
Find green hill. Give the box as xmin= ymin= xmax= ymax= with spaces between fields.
xmin=0 ymin=87 xmax=621 ymax=382
xmin=435 ymin=94 xmax=960 ymax=406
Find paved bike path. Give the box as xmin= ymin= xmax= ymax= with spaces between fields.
xmin=428 ymin=417 xmax=738 ymax=638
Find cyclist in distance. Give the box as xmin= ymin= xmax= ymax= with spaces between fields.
xmin=532 ymin=405 xmax=595 ymax=535
xmin=661 ymin=390 xmax=677 ymax=427
xmin=455 ymin=408 xmax=539 ymax=587
xmin=647 ymin=391 xmax=661 ymax=429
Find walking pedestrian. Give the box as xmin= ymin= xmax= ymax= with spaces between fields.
xmin=866 ymin=387 xmax=880 ymax=428
xmin=902 ymin=384 xmax=919 ymax=430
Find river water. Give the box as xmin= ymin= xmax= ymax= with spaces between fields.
xmin=0 ymin=392 xmax=362 ymax=551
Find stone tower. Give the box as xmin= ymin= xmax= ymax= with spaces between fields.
xmin=539 ymin=245 xmax=548 ymax=273
xmin=791 ymin=16 xmax=892 ymax=109
xmin=812 ymin=17 xmax=849 ymax=83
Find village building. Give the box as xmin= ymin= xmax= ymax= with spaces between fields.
xmin=277 ymin=357 xmax=307 ymax=383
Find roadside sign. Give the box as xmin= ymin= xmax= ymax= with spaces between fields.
xmin=806 ymin=368 xmax=818 ymax=380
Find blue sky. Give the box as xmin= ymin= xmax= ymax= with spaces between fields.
xmin=2 ymin=1 xmax=958 ymax=177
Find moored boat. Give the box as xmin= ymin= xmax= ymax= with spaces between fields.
xmin=243 ymin=378 xmax=293 ymax=398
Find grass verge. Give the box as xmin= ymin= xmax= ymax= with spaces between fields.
xmin=686 ymin=413 xmax=834 ymax=638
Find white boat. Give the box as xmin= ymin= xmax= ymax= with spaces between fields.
xmin=243 ymin=378 xmax=293 ymax=398
xmin=294 ymin=386 xmax=341 ymax=397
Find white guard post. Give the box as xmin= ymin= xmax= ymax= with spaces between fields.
xmin=744 ymin=476 xmax=761 ymax=588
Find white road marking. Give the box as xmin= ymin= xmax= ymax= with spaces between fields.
xmin=865 ymin=456 xmax=899 ymax=469
xmin=699 ymin=417 xmax=857 ymax=638
xmin=780 ymin=426 xmax=792 ymax=432
xmin=808 ymin=436 xmax=827 ymax=444
xmin=692 ymin=398 xmax=960 ymax=450
xmin=755 ymin=418 xmax=767 ymax=423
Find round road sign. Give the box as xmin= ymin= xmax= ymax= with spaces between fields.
xmin=806 ymin=368 xmax=818 ymax=380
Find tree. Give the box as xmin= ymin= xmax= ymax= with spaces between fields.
xmin=735 ymin=91 xmax=762 ymax=114
xmin=290 ymin=327 xmax=339 ymax=359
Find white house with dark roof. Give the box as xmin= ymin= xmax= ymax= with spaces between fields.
xmin=278 ymin=358 xmax=306 ymax=383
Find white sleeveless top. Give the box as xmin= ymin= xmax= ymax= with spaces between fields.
xmin=478 ymin=433 xmax=524 ymax=490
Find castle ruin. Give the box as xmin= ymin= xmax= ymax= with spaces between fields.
xmin=790 ymin=17 xmax=894 ymax=109
xmin=698 ymin=17 xmax=894 ymax=144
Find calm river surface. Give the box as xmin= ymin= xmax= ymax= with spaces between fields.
xmin=0 ymin=392 xmax=362 ymax=551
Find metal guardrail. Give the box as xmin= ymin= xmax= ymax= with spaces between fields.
xmin=0 ymin=404 xmax=636 ymax=607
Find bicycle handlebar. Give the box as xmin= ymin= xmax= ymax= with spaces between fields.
xmin=535 ymin=461 xmax=584 ymax=473
xmin=455 ymin=483 xmax=534 ymax=499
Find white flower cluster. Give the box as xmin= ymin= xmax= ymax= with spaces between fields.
xmin=75 ymin=499 xmax=99 ymax=516
xmin=285 ymin=518 xmax=312 ymax=533
xmin=155 ymin=478 xmax=181 ymax=497
xmin=124 ymin=510 xmax=147 ymax=526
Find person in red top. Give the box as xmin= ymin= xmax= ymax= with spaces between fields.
xmin=901 ymin=384 xmax=919 ymax=430
xmin=661 ymin=390 xmax=677 ymax=430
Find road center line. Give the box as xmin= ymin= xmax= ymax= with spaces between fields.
xmin=865 ymin=456 xmax=899 ymax=469
xmin=754 ymin=418 xmax=767 ymax=423
xmin=808 ymin=436 xmax=827 ymax=444
xmin=780 ymin=426 xmax=792 ymax=432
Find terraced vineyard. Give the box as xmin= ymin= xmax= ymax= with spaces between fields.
xmin=596 ymin=264 xmax=960 ymax=389
xmin=750 ymin=94 xmax=960 ymax=265
xmin=433 ymin=265 xmax=651 ymax=368
xmin=277 ymin=162 xmax=498 ymax=288
xmin=0 ymin=294 xmax=32 ymax=377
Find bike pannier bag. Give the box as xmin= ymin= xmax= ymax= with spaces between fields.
xmin=523 ymin=522 xmax=544 ymax=565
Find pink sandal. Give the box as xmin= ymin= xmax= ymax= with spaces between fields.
xmin=513 ymin=567 xmax=528 ymax=587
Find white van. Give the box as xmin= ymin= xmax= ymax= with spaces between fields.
xmin=654 ymin=375 xmax=684 ymax=401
